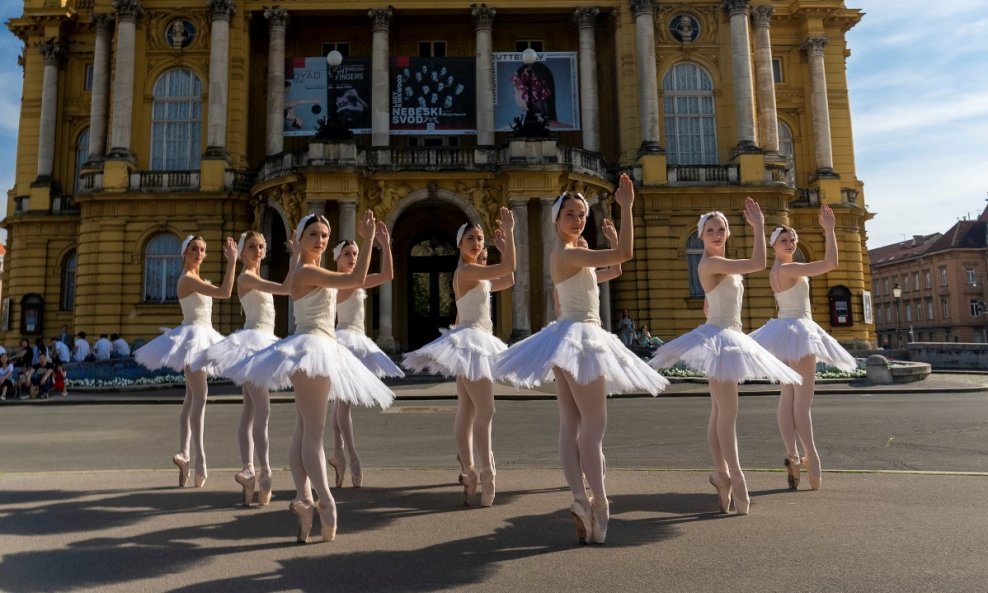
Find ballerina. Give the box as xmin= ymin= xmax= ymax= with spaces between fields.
xmin=190 ymin=231 xmax=299 ymax=506
xmin=403 ymin=208 xmax=516 ymax=507
xmin=328 ymin=222 xmax=405 ymax=489
xmin=135 ymin=234 xmax=238 ymax=488
xmin=238 ymin=212 xmax=393 ymax=543
xmin=495 ymin=174 xmax=668 ymax=544
xmin=750 ymin=205 xmax=856 ymax=490
xmin=649 ymin=200 xmax=802 ymax=515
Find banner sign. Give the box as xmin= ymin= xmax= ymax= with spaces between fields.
xmin=390 ymin=57 xmax=476 ymax=135
xmin=284 ymin=57 xmax=328 ymax=137
xmin=329 ymin=57 xmax=372 ymax=134
xmin=492 ymin=52 xmax=580 ymax=132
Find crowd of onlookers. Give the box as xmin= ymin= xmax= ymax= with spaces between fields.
xmin=616 ymin=310 xmax=664 ymax=354
xmin=0 ymin=325 xmax=132 ymax=400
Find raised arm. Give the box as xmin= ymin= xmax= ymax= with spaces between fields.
xmin=560 ymin=174 xmax=634 ymax=269
xmin=364 ymin=221 xmax=394 ymax=289
xmin=594 ymin=218 xmax=623 ymax=283
xmin=778 ymin=204 xmax=839 ymax=280
xmin=456 ymin=208 xmax=516 ymax=284
xmin=239 ymin=238 xmax=301 ymax=296
xmin=699 ymin=197 xmax=766 ymax=276
xmin=179 ymin=238 xmax=239 ymax=298
xmin=297 ymin=210 xmax=378 ymax=290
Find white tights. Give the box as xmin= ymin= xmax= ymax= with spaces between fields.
xmin=330 ymin=400 xmax=359 ymax=470
xmin=238 ymin=382 xmax=272 ymax=476
xmin=287 ymin=372 xmax=334 ymax=510
xmin=777 ymin=355 xmax=820 ymax=469
xmin=179 ymin=367 xmax=208 ymax=477
xmin=707 ymin=380 xmax=741 ymax=477
xmin=552 ymin=368 xmax=607 ymax=504
xmin=454 ymin=376 xmax=496 ymax=471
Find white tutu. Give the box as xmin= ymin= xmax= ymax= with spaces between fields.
xmin=187 ymin=329 xmax=279 ymax=377
xmin=493 ymin=319 xmax=669 ymax=395
xmin=749 ymin=318 xmax=857 ymax=372
xmin=235 ymin=333 xmax=394 ymax=408
xmin=134 ymin=324 xmax=225 ymax=375
xmin=337 ymin=329 xmax=405 ymax=379
xmin=649 ymin=324 xmax=802 ymax=384
xmin=402 ymin=327 xmax=507 ymax=382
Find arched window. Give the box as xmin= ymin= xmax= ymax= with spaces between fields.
xmin=151 ymin=69 xmax=202 ymax=171
xmin=778 ymin=120 xmax=796 ymax=187
xmin=144 ymin=234 xmax=183 ymax=302
xmin=75 ymin=128 xmax=89 ymax=194
xmin=663 ymin=62 xmax=717 ymax=165
xmin=686 ymin=231 xmax=704 ymax=298
xmin=61 ymin=251 xmax=77 ymax=311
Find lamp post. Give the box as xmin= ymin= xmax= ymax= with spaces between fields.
xmin=892 ymin=282 xmax=903 ymax=348
xmin=315 ymin=50 xmax=353 ymax=140
xmin=511 ymin=48 xmax=552 ymax=138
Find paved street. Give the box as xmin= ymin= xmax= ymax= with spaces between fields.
xmin=1 ymin=385 xmax=987 ymax=592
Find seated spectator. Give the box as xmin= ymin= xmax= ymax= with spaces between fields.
xmin=32 ymin=338 xmax=50 ymax=365
xmin=73 ymin=332 xmax=92 ymax=363
xmin=637 ymin=323 xmax=663 ymax=348
xmin=110 ymin=333 xmax=131 ymax=358
xmin=49 ymin=337 xmax=71 ymax=365
xmin=94 ymin=334 xmax=113 ymax=361
xmin=0 ymin=344 xmax=6 ymax=356
xmin=53 ymin=359 xmax=67 ymax=397
xmin=0 ymin=353 xmax=14 ymax=400
xmin=30 ymin=353 xmax=55 ymax=399
xmin=13 ymin=338 xmax=33 ymax=369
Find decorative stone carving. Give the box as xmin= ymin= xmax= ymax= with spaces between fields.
xmin=165 ymin=19 xmax=195 ymax=49
xmin=629 ymin=0 xmax=654 ymax=19
xmin=112 ymin=0 xmax=144 ymax=20
xmin=263 ymin=6 xmax=289 ymax=29
xmin=471 ymin=3 xmax=496 ymax=28
xmin=801 ymin=37 xmax=827 ymax=56
xmin=250 ymin=195 xmax=266 ymax=230
xmin=207 ymin=0 xmax=236 ymax=21
xmin=92 ymin=13 xmax=115 ymax=33
xmin=573 ymin=7 xmax=599 ymax=28
xmin=751 ymin=4 xmax=773 ymax=29
xmin=722 ymin=0 xmax=750 ymax=17
xmin=274 ymin=186 xmax=307 ymax=230
xmin=670 ymin=13 xmax=700 ymax=43
xmin=368 ymin=7 xmax=393 ymax=32
xmin=366 ymin=180 xmax=411 ymax=220
xmin=456 ymin=179 xmax=501 ymax=232
xmin=37 ymin=38 xmax=64 ymax=66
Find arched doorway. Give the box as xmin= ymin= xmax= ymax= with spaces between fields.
xmin=261 ymin=207 xmax=291 ymax=337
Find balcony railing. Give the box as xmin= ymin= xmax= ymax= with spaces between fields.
xmin=258 ymin=150 xmax=308 ymax=181
xmin=368 ymin=146 xmax=487 ymax=170
xmin=131 ymin=170 xmax=199 ymax=192
xmin=667 ymin=164 xmax=739 ymax=185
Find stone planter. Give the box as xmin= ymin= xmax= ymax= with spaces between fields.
xmin=866 ymin=355 xmax=931 ymax=385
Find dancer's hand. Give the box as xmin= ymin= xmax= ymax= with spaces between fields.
xmin=742 ymin=196 xmax=764 ymax=230
xmin=357 ymin=209 xmax=377 ymax=240
xmin=601 ymin=218 xmax=618 ymax=246
xmin=286 ymin=236 xmax=301 ymax=257
xmin=497 ymin=206 xmax=515 ymax=234
xmin=493 ymin=227 xmax=506 ymax=253
xmin=375 ymin=221 xmax=390 ymax=247
xmin=614 ymin=173 xmax=634 ymax=210
xmin=819 ymin=203 xmax=835 ymax=231
xmin=222 ymin=237 xmax=238 ymax=262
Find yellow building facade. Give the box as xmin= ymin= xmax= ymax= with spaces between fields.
xmin=2 ymin=0 xmax=875 ymax=351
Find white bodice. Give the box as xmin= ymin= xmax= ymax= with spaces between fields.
xmin=705 ymin=274 xmax=743 ymax=332
xmin=241 ymin=290 xmax=276 ymax=334
xmin=336 ymin=289 xmax=366 ymax=334
xmin=179 ymin=292 xmax=213 ymax=327
xmin=775 ymin=276 xmax=812 ymax=319
xmin=293 ymin=287 xmax=337 ymax=338
xmin=456 ymin=280 xmax=493 ymax=333
xmin=555 ymin=267 xmax=601 ymax=325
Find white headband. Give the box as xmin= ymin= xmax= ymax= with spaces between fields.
xmin=769 ymin=226 xmax=788 ymax=246
xmin=181 ymin=235 xmax=196 ymax=254
xmin=294 ymin=214 xmax=329 ymax=242
xmin=455 ymin=223 xmax=471 ymax=247
xmin=697 ymin=211 xmax=726 ymax=236
xmin=551 ymin=192 xmax=588 ymax=222
xmin=333 ymin=240 xmax=353 ymax=260
xmin=237 ymin=232 xmax=248 ymax=259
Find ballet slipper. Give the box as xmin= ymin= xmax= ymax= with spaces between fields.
xmin=172 ymin=454 xmax=190 ymax=488
xmin=328 ymin=455 xmax=345 ymax=489
xmin=708 ymin=471 xmax=732 ymax=514
xmin=459 ymin=467 xmax=479 ymax=506
xmin=290 ymin=499 xmax=314 ymax=543
xmin=590 ymin=496 xmax=609 ymax=544
xmin=804 ymin=456 xmax=822 ymax=490
xmin=317 ymin=500 xmax=337 ymax=542
xmin=570 ymin=498 xmax=592 ymax=545
xmin=730 ymin=472 xmax=750 ymax=515
xmin=235 ymin=470 xmax=256 ymax=506
xmin=784 ymin=456 xmax=801 ymax=490
xmin=194 ymin=472 xmax=208 ymax=488
xmin=479 ymin=466 xmax=496 ymax=507
xmin=257 ymin=469 xmax=273 ymax=506
xmin=351 ymin=460 xmax=362 ymax=488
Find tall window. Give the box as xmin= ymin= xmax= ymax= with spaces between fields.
xmin=663 ymin=62 xmax=717 ymax=165
xmin=939 ymin=267 xmax=948 ymax=286
xmin=686 ymin=232 xmax=704 ymax=298
xmin=75 ymin=128 xmax=90 ymax=194
xmin=151 ymin=68 xmax=202 ymax=171
xmin=144 ymin=234 xmax=183 ymax=302
xmin=927 ymin=300 xmax=934 ymax=321
xmin=778 ymin=121 xmax=796 ymax=187
xmin=61 ymin=251 xmax=77 ymax=311
xmin=913 ymin=272 xmax=920 ymax=291
xmin=418 ymin=41 xmax=447 ymax=57
xmin=942 ymin=298 xmax=949 ymax=319
xmin=966 ymin=267 xmax=977 ymax=285
xmin=924 ymin=270 xmax=931 ymax=289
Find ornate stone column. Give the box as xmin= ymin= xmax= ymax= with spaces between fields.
xmin=723 ymin=0 xmax=758 ymax=152
xmin=509 ymin=198 xmax=531 ymax=340
xmin=377 ymin=281 xmax=397 ymax=352
xmin=107 ymin=0 xmax=143 ymax=161
xmin=574 ymin=7 xmax=600 ymax=153
xmin=339 ymin=199 xmax=357 ymax=240
xmin=801 ymin=37 xmax=837 ymax=177
xmin=264 ymin=7 xmax=288 ymax=156
xmin=35 ymin=39 xmax=64 ymax=181
xmin=751 ymin=5 xmax=779 ymax=154
xmin=86 ymin=14 xmax=114 ymax=164
xmin=472 ymin=4 xmax=495 ymax=147
xmin=205 ymin=0 xmax=235 ymax=157
xmin=369 ymin=7 xmax=393 ymax=148
xmin=540 ymin=197 xmax=556 ymax=324
xmin=630 ymin=0 xmax=662 ymax=154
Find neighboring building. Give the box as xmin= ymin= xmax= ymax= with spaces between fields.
xmin=870 ymin=206 xmax=988 ymax=346
xmin=2 ymin=0 xmax=874 ymax=350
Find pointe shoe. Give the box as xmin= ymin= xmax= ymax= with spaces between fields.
xmin=730 ymin=472 xmax=750 ymax=515
xmin=459 ymin=467 xmax=479 ymax=506
xmin=708 ymin=471 xmax=733 ymax=514
xmin=479 ymin=467 xmax=496 ymax=507
xmin=570 ymin=498 xmax=592 ymax=545
xmin=235 ymin=470 xmax=256 ymax=506
xmin=317 ymin=501 xmax=337 ymax=542
xmin=290 ymin=499 xmax=314 ymax=543
xmin=784 ymin=456 xmax=801 ymax=490
xmin=257 ymin=470 xmax=273 ymax=506
xmin=590 ymin=496 xmax=609 ymax=544
xmin=803 ymin=456 xmax=822 ymax=490
xmin=172 ymin=454 xmax=190 ymax=488
xmin=351 ymin=461 xmax=362 ymax=488
xmin=194 ymin=473 xmax=208 ymax=488
xmin=328 ymin=456 xmax=346 ymax=489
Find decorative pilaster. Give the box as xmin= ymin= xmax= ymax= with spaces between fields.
xmin=86 ymin=14 xmax=114 ymax=165
xmin=574 ymin=7 xmax=600 ymax=153
xmin=723 ymin=0 xmax=759 ymax=153
xmin=540 ymin=197 xmax=556 ymax=324
xmin=472 ymin=4 xmax=496 ymax=147
xmin=35 ymin=39 xmax=64 ymax=181
xmin=264 ymin=7 xmax=289 ymax=156
xmin=509 ymin=198 xmax=531 ymax=340
xmin=801 ymin=37 xmax=838 ymax=178
xmin=205 ymin=0 xmax=236 ymax=158
xmin=339 ymin=199 xmax=357 ymax=241
xmin=751 ymin=5 xmax=780 ymax=155
xmin=107 ymin=0 xmax=144 ymax=161
xmin=377 ymin=281 xmax=397 ymax=352
xmin=369 ymin=7 xmax=393 ymax=148
xmin=630 ymin=0 xmax=662 ymax=154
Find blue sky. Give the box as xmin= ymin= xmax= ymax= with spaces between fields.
xmin=0 ymin=1 xmax=986 ymax=249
